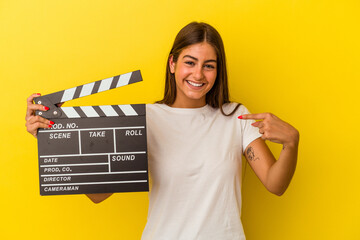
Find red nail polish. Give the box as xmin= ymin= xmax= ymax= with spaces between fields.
xmin=49 ymin=121 xmax=55 ymax=125
xmin=44 ymin=106 xmax=49 ymax=111
xmin=37 ymin=93 xmax=41 ymax=95
xmin=48 ymin=125 xmax=52 ymax=128
xmin=238 ymin=115 xmax=243 ymax=119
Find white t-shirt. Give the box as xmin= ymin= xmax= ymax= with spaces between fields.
xmin=141 ymin=103 xmax=261 ymax=240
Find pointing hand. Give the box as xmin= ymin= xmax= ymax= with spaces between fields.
xmin=239 ymin=113 xmax=299 ymax=148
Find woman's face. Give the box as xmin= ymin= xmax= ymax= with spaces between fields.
xmin=169 ymin=42 xmax=217 ymax=108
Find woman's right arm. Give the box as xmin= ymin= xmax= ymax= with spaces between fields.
xmin=26 ymin=93 xmax=114 ymax=203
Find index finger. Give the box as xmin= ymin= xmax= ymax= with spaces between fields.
xmin=26 ymin=93 xmax=42 ymax=118
xmin=238 ymin=113 xmax=267 ymax=120
xmin=27 ymin=93 xmax=41 ymax=105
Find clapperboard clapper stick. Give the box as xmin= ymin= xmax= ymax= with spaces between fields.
xmin=34 ymin=70 xmax=148 ymax=196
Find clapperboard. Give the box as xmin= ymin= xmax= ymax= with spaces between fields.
xmin=34 ymin=70 xmax=148 ymax=195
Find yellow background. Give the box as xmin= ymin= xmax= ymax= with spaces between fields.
xmin=1 ymin=1 xmax=359 ymax=239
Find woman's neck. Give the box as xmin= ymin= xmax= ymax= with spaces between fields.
xmin=170 ymin=97 xmax=206 ymax=108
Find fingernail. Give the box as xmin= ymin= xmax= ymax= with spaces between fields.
xmin=49 ymin=121 xmax=55 ymax=125
xmin=251 ymin=123 xmax=255 ymax=126
xmin=238 ymin=115 xmax=243 ymax=119
xmin=44 ymin=106 xmax=49 ymax=111
xmin=37 ymin=93 xmax=41 ymax=95
xmin=48 ymin=125 xmax=52 ymax=128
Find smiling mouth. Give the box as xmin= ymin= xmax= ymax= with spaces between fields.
xmin=186 ymin=80 xmax=205 ymax=87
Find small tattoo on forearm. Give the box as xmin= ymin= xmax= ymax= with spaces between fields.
xmin=246 ymin=147 xmax=259 ymax=161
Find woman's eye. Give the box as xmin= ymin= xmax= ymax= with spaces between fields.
xmin=204 ymin=64 xmax=215 ymax=69
xmin=185 ymin=61 xmax=195 ymax=66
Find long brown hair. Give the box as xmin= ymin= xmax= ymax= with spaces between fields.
xmin=157 ymin=22 xmax=240 ymax=116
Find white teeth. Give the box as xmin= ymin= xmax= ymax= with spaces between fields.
xmin=187 ymin=81 xmax=204 ymax=87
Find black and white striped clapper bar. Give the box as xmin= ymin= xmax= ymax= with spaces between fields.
xmin=34 ymin=70 xmax=148 ymax=195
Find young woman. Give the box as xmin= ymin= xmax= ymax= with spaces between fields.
xmin=26 ymin=22 xmax=299 ymax=239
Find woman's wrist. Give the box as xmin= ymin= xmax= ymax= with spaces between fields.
xmin=282 ymin=130 xmax=300 ymax=150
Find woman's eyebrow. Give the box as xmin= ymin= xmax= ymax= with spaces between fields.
xmin=183 ymin=55 xmax=217 ymax=63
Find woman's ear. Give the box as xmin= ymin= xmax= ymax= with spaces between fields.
xmin=169 ymin=55 xmax=176 ymax=74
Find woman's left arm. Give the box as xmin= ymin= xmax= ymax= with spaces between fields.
xmin=240 ymin=113 xmax=300 ymax=196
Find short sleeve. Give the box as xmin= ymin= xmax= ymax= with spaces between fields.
xmin=240 ymin=105 xmax=262 ymax=153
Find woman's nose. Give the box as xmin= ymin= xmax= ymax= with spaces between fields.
xmin=192 ymin=66 xmax=204 ymax=81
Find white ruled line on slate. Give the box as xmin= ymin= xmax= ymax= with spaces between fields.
xmin=40 ymin=151 xmax=146 ymax=158
xmin=38 ymin=126 xmax=145 ymax=133
xmin=40 ymin=163 xmax=108 ymax=168
xmin=40 ymin=170 xmax=148 ymax=177
xmin=41 ymin=180 xmax=147 ymax=187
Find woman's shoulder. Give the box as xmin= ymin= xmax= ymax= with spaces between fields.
xmin=146 ymin=103 xmax=169 ymax=110
xmin=146 ymin=103 xmax=174 ymax=112
xmin=146 ymin=103 xmax=160 ymax=109
xmin=222 ymin=102 xmax=252 ymax=115
xmin=146 ymin=103 xmax=164 ymax=114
